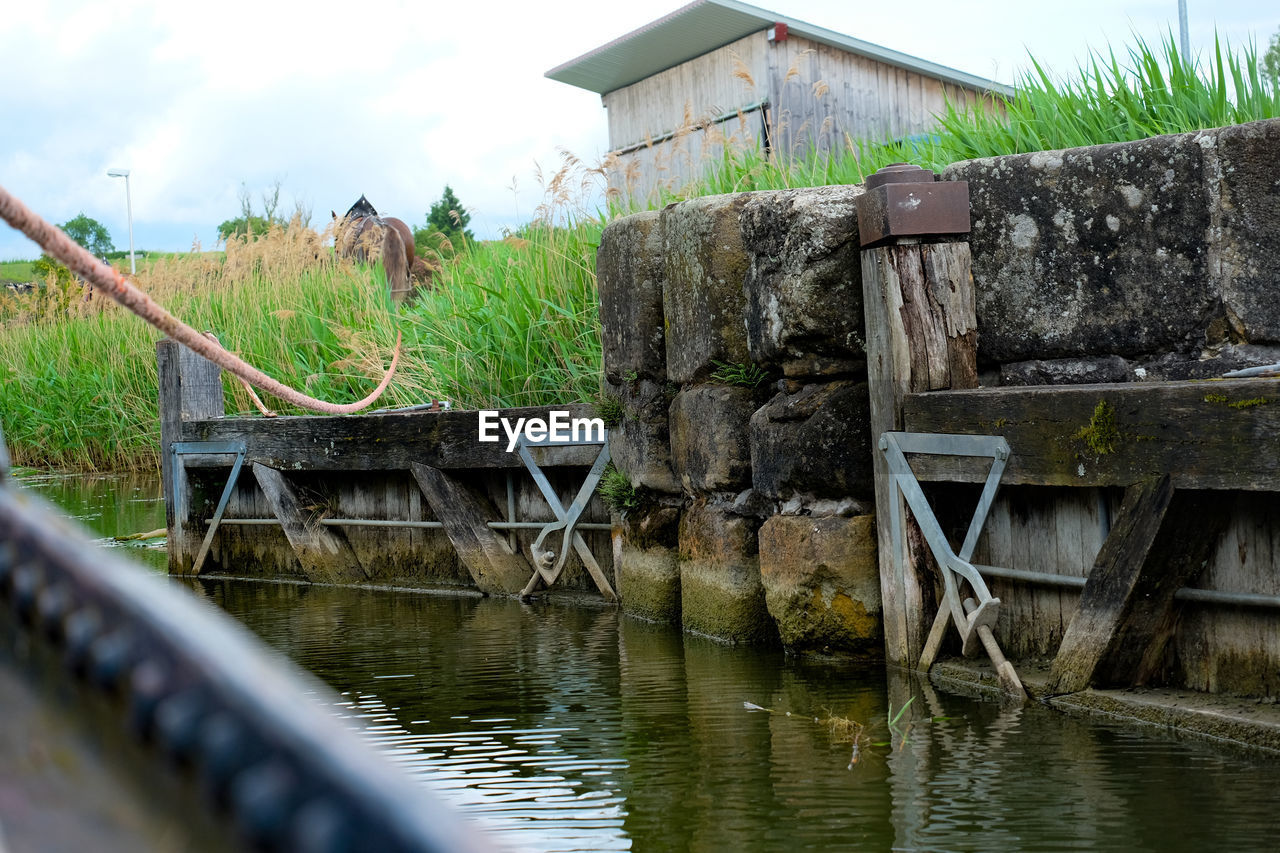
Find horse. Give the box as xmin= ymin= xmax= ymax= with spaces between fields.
xmin=332 ymin=195 xmax=416 ymax=302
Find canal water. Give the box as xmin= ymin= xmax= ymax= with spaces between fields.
xmin=14 ymin=470 xmax=1280 ymax=852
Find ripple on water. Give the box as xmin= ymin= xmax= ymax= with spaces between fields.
xmin=195 ymin=579 xmax=1280 ymax=853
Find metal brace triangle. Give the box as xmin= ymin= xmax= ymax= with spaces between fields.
xmin=880 ymin=431 xmax=1026 ymax=700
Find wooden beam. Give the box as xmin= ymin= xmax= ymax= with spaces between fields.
xmin=251 ymin=463 xmax=367 ymax=584
xmin=862 ymin=240 xmax=978 ymax=668
xmin=410 ymin=463 xmax=534 ymax=596
xmin=903 ymin=379 xmax=1280 ymax=490
xmin=1046 ymin=476 xmax=1230 ymax=694
xmin=181 ymin=405 xmax=602 ymax=472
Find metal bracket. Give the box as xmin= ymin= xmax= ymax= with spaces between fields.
xmin=170 ymin=440 xmax=247 ymax=576
xmin=880 ymin=432 xmax=1009 ymax=658
xmin=516 ymin=431 xmax=615 ymax=600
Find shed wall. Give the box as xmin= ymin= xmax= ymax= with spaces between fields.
xmin=603 ymin=31 xmax=991 ymax=200
xmin=603 ymin=33 xmax=770 ymax=149
xmin=768 ymin=34 xmax=982 ymax=156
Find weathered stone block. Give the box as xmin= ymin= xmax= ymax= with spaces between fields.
xmin=608 ymin=379 xmax=679 ymax=494
xmin=741 ymin=185 xmax=866 ymax=376
xmin=618 ymin=506 xmax=682 ymax=623
xmin=749 ymin=380 xmax=873 ymax=500
xmin=598 ymin=211 xmax=667 ymax=382
xmin=1201 ymin=119 xmax=1280 ymax=344
xmin=661 ymin=194 xmax=752 ymax=383
xmin=945 ymin=133 xmax=1217 ymax=361
xmin=759 ymin=515 xmax=881 ymax=655
xmin=1000 ymin=355 xmax=1132 ymax=386
xmin=678 ymin=501 xmax=776 ymax=644
xmin=669 ymin=384 xmax=760 ymax=494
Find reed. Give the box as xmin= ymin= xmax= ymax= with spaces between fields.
xmin=0 ymin=222 xmax=418 ymax=470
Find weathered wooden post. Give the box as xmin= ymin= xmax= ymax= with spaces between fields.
xmin=157 ymin=338 xmax=224 ymax=573
xmin=858 ymin=164 xmax=976 ymax=668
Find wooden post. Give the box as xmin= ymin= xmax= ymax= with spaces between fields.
xmin=158 ymin=338 xmax=225 ymax=574
xmin=859 ymin=164 xmax=976 ymax=668
xmin=1047 ymin=476 xmax=1230 ymax=694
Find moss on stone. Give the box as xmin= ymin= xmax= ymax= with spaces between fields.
xmin=1074 ymin=400 xmax=1120 ymax=455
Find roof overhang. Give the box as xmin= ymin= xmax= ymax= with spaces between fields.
xmin=546 ymin=0 xmax=1014 ymax=99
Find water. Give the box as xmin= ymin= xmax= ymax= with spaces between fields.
xmin=11 ymin=467 xmax=168 ymax=572
xmin=15 ymin=471 xmax=1280 ymax=851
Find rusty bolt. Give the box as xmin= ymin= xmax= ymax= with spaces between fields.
xmin=856 ymin=162 xmax=970 ymax=248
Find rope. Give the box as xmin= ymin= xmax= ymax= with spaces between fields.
xmin=203 ymin=332 xmax=277 ymax=417
xmin=0 ymin=183 xmax=401 ymax=415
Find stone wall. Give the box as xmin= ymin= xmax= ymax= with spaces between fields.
xmin=599 ymin=117 xmax=1280 ymax=662
xmin=599 ymin=186 xmax=882 ymax=654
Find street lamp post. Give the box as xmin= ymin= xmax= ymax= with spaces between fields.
xmin=1178 ymin=0 xmax=1190 ymax=60
xmin=106 ymin=168 xmax=135 ymax=274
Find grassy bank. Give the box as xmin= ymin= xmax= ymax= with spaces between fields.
xmin=1 ymin=35 xmax=1276 ymax=472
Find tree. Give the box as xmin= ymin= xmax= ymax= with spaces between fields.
xmin=218 ymin=180 xmax=289 ymax=241
xmin=60 ymin=213 xmax=113 ymax=257
xmin=424 ymin=185 xmax=474 ymax=244
xmin=1265 ymin=28 xmax=1280 ymax=87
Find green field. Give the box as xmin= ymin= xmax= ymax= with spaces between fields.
xmin=0 ymin=260 xmax=34 ymax=283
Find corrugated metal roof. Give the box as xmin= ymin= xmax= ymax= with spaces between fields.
xmin=545 ymin=0 xmax=1014 ymax=98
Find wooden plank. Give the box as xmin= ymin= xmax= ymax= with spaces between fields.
xmin=1046 ymin=476 xmax=1230 ymax=694
xmin=903 ymin=379 xmax=1280 ymax=490
xmin=251 ymin=463 xmax=367 ymax=584
xmin=410 ymin=463 xmax=533 ymax=596
xmin=1175 ymin=494 xmax=1280 ymax=695
xmin=182 ymin=404 xmax=603 ymax=472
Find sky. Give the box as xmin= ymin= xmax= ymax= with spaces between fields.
xmin=0 ymin=0 xmax=1273 ymax=261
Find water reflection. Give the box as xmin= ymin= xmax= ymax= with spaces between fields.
xmin=11 ymin=468 xmax=167 ymax=571
xmin=198 ymin=579 xmax=1280 ymax=852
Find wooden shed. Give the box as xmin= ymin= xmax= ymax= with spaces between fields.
xmin=546 ymin=0 xmax=1013 ymax=200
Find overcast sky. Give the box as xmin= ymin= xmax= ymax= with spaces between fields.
xmin=0 ymin=0 xmax=1273 ymax=261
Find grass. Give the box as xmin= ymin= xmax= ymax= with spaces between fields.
xmin=2 ymin=33 xmax=1277 ymax=472
xmin=1 ymin=260 xmax=34 ymax=282
xmin=397 ymin=217 xmax=603 ymax=409
xmin=0 ymin=223 xmax=411 ymax=470
xmin=710 ymin=360 xmax=770 ymax=388
xmin=598 ymin=463 xmax=643 ymax=514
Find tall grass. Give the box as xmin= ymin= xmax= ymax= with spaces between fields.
xmin=0 ymin=223 xmax=417 ymax=470
xmin=928 ymin=34 xmax=1279 ymax=162
xmin=2 ymin=33 xmax=1276 ymax=472
xmin=399 ymin=222 xmax=602 ymax=408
